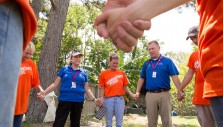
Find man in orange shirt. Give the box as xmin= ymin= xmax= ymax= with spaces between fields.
xmin=178 ymin=26 xmax=215 ymax=127
xmin=0 ymin=1 xmax=37 ymax=127
xmin=94 ymin=0 xmax=223 ymax=126
xmin=98 ymin=53 xmax=135 ymax=127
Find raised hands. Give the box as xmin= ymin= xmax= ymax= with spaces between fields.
xmin=96 ymin=0 xmax=135 ymax=39
xmin=94 ymin=0 xmax=190 ymax=52
xmin=94 ymin=0 xmax=151 ymax=52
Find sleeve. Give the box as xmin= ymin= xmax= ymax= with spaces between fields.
xmin=168 ymin=59 xmax=179 ymax=76
xmin=31 ymin=62 xmax=40 ymax=88
xmin=57 ymin=66 xmax=66 ymax=78
xmin=98 ymin=71 xmax=105 ymax=87
xmin=187 ymin=53 xmax=195 ymax=70
xmin=140 ymin=61 xmax=147 ymax=78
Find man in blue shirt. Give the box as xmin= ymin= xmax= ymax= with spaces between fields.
xmin=135 ymin=40 xmax=181 ymax=127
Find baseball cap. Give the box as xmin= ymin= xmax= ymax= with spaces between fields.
xmin=71 ymin=50 xmax=83 ymax=57
xmin=186 ymin=26 xmax=198 ymax=40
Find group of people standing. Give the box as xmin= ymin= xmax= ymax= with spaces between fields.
xmin=11 ymin=35 xmax=217 ymax=127
xmin=1 ymin=0 xmax=223 ymax=127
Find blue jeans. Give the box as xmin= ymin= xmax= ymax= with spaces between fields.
xmin=104 ymin=96 xmax=125 ymax=127
xmin=0 ymin=1 xmax=23 ymax=127
xmin=13 ymin=114 xmax=24 ymax=127
xmin=210 ymin=96 xmax=223 ymax=127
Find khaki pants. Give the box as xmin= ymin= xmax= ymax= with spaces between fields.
xmin=196 ymin=105 xmax=216 ymax=127
xmin=145 ymin=91 xmax=172 ymax=127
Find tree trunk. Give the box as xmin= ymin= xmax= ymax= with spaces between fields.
xmin=31 ymin=0 xmax=41 ymax=20
xmin=27 ymin=0 xmax=70 ymax=122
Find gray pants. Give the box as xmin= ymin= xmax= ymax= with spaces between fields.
xmin=196 ymin=105 xmax=215 ymax=127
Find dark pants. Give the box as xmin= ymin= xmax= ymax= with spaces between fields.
xmin=13 ymin=114 xmax=24 ymax=127
xmin=53 ymin=101 xmax=83 ymax=127
xmin=210 ymin=96 xmax=223 ymax=127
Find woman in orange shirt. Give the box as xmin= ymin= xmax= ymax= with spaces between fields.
xmin=98 ymin=53 xmax=135 ymax=127
xmin=14 ymin=42 xmax=44 ymax=127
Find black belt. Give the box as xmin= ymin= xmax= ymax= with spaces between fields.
xmin=147 ymin=88 xmax=170 ymax=93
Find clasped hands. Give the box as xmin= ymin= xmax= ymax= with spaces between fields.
xmin=177 ymin=90 xmax=186 ymax=101
xmin=94 ymin=0 xmax=151 ymax=52
xmin=36 ymin=91 xmax=104 ymax=107
xmin=133 ymin=92 xmax=186 ymax=101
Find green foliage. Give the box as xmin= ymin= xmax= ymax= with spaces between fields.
xmin=167 ymin=52 xmax=196 ymax=116
xmin=84 ymin=39 xmax=117 ymax=83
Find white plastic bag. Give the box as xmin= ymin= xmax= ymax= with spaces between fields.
xmin=43 ymin=91 xmax=57 ymax=122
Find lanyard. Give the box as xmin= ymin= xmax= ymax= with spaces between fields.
xmin=151 ymin=55 xmax=162 ymax=71
xmin=70 ymin=68 xmax=80 ymax=82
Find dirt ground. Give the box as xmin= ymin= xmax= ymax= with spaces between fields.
xmin=22 ymin=114 xmax=147 ymax=127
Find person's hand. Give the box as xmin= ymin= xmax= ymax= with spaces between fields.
xmin=96 ymin=0 xmax=136 ymax=39
xmin=110 ymin=20 xmax=151 ymax=52
xmin=177 ymin=90 xmax=185 ymax=101
xmin=95 ymin=0 xmax=151 ymax=52
xmin=131 ymin=93 xmax=137 ymax=99
xmin=133 ymin=92 xmax=140 ymax=101
xmin=95 ymin=97 xmax=104 ymax=107
xmin=37 ymin=91 xmax=45 ymax=101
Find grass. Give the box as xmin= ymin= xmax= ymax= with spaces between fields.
xmin=171 ymin=116 xmax=199 ymax=127
xmin=22 ymin=115 xmax=199 ymax=127
xmin=123 ymin=115 xmax=199 ymax=127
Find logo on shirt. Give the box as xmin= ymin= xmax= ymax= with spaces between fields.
xmin=20 ymin=67 xmax=32 ymax=75
xmin=107 ymin=75 xmax=123 ymax=86
xmin=194 ymin=60 xmax=200 ymax=70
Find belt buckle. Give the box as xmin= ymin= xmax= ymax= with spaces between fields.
xmin=155 ymin=89 xmax=163 ymax=93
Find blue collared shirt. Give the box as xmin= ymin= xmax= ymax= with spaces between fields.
xmin=57 ymin=65 xmax=88 ymax=102
xmin=140 ymin=55 xmax=179 ymax=90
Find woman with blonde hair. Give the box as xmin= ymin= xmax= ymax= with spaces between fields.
xmin=14 ymin=42 xmax=44 ymax=127
xmin=98 ymin=53 xmax=135 ymax=127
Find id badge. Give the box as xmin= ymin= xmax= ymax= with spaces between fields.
xmin=152 ymin=71 xmax=156 ymax=78
xmin=71 ymin=82 xmax=76 ymax=88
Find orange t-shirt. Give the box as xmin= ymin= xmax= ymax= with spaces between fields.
xmin=187 ymin=51 xmax=210 ymax=105
xmin=14 ymin=59 xmax=40 ymax=115
xmin=0 ymin=0 xmax=37 ymax=50
xmin=196 ymin=0 xmax=223 ymax=98
xmin=99 ymin=69 xmax=129 ymax=97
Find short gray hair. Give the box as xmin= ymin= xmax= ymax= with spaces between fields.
xmin=148 ymin=40 xmax=160 ymax=47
